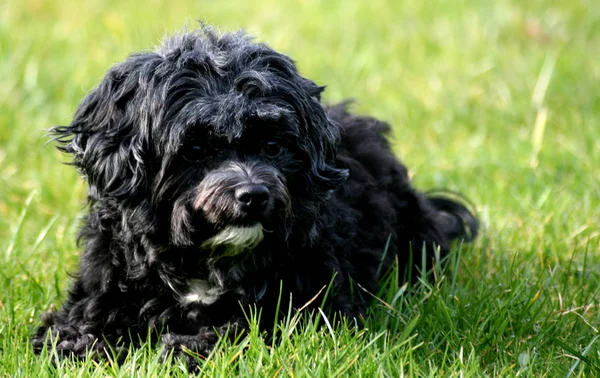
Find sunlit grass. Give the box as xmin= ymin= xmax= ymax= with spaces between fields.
xmin=1 ymin=0 xmax=599 ymax=376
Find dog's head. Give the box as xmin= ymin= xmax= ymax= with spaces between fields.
xmin=53 ymin=28 xmax=348 ymax=254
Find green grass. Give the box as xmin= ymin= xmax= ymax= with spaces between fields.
xmin=1 ymin=0 xmax=599 ymax=376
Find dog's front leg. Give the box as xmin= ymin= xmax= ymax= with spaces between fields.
xmin=161 ymin=316 xmax=247 ymax=370
xmin=31 ymin=286 xmax=133 ymax=361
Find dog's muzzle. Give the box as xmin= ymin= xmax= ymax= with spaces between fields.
xmin=193 ymin=161 xmax=290 ymax=245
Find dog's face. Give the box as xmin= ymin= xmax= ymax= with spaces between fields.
xmin=53 ymin=29 xmax=348 ymax=255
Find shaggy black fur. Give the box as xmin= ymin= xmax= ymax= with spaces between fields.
xmin=32 ymin=27 xmax=478 ymax=369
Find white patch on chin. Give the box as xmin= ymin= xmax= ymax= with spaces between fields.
xmin=202 ymin=224 xmax=264 ymax=256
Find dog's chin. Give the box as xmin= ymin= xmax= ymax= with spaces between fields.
xmin=202 ymin=223 xmax=264 ymax=257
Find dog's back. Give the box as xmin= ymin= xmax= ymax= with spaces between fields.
xmin=327 ymin=103 xmax=478 ymax=283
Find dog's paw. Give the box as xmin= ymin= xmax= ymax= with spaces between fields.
xmin=161 ymin=329 xmax=219 ymax=371
xmin=32 ymin=325 xmax=127 ymax=363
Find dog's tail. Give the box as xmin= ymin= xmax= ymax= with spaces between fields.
xmin=426 ymin=189 xmax=479 ymax=243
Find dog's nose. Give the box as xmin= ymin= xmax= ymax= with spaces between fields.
xmin=235 ymin=184 xmax=269 ymax=212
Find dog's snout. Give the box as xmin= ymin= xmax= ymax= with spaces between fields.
xmin=235 ymin=184 xmax=269 ymax=212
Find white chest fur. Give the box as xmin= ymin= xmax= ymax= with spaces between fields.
xmin=181 ymin=279 xmax=226 ymax=305
xmin=178 ymin=224 xmax=262 ymax=306
xmin=180 ymin=279 xmax=246 ymax=306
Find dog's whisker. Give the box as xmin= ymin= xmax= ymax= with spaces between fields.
xmin=260 ymin=226 xmax=274 ymax=233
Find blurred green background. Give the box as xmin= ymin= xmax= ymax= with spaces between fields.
xmin=1 ymin=0 xmax=599 ymax=376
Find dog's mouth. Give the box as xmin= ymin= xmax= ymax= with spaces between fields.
xmin=201 ymin=223 xmax=264 ymax=256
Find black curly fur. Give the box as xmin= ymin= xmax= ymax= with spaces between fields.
xmin=32 ymin=27 xmax=478 ymax=370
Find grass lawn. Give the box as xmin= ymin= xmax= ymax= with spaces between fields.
xmin=1 ymin=0 xmax=599 ymax=376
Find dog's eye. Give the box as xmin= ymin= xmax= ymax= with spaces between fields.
xmin=262 ymin=141 xmax=282 ymax=156
xmin=183 ymin=145 xmax=205 ymax=162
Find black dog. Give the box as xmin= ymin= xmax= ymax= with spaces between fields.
xmin=33 ymin=27 xmax=478 ymax=368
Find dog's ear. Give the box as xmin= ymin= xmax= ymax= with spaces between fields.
xmin=307 ymin=115 xmax=349 ymax=191
xmin=52 ymin=55 xmax=155 ymax=203
xmin=300 ymin=85 xmax=349 ymax=191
